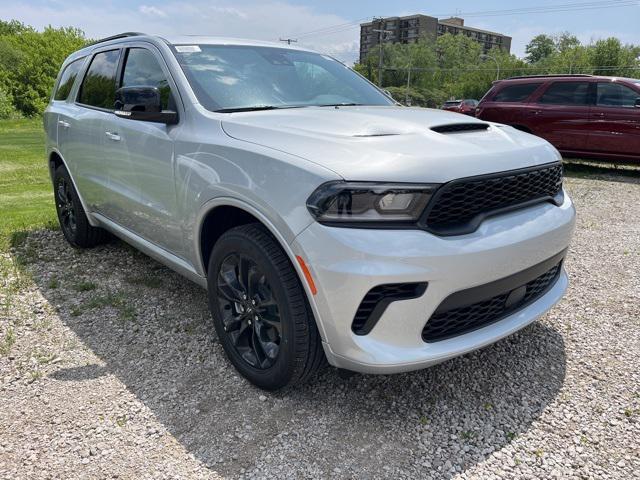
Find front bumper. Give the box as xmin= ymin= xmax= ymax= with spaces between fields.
xmin=291 ymin=192 xmax=576 ymax=374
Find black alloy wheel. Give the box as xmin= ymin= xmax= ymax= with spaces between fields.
xmin=53 ymin=164 xmax=108 ymax=248
xmin=216 ymin=253 xmax=282 ymax=369
xmin=207 ymin=223 xmax=326 ymax=390
xmin=56 ymin=176 xmax=77 ymax=238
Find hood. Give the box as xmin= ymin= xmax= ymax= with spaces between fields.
xmin=220 ymin=106 xmax=561 ymax=183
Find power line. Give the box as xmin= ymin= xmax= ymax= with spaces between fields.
xmin=289 ymin=0 xmax=637 ymax=40
xmin=382 ymin=65 xmax=640 ymax=72
xmin=432 ymin=0 xmax=638 ymax=18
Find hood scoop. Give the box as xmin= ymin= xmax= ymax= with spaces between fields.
xmin=431 ymin=123 xmax=490 ymax=134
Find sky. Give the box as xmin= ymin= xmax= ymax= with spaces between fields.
xmin=3 ymin=0 xmax=640 ymax=63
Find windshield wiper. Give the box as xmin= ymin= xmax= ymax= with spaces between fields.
xmin=215 ymin=105 xmax=306 ymax=113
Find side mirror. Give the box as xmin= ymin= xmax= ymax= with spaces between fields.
xmin=635 ymin=98 xmax=640 ymax=108
xmin=114 ymin=86 xmax=178 ymax=124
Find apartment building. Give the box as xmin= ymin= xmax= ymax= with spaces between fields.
xmin=359 ymin=15 xmax=511 ymax=62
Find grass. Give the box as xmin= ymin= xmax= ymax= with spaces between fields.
xmin=72 ymin=291 xmax=137 ymax=322
xmin=73 ymin=280 xmax=97 ymax=292
xmin=0 ymin=326 xmax=16 ymax=356
xmin=0 ymin=119 xmax=56 ymax=251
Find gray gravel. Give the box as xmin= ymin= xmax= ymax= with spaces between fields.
xmin=1 ymin=172 xmax=639 ymax=479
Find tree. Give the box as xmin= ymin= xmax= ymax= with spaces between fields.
xmin=525 ymin=34 xmax=556 ymax=63
xmin=0 ymin=23 xmax=87 ymax=115
xmin=589 ymin=37 xmax=640 ymax=76
xmin=0 ymin=19 xmax=31 ymax=36
xmin=555 ymin=32 xmax=580 ymax=53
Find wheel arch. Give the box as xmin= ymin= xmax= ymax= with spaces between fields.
xmin=48 ymin=149 xmax=100 ymax=227
xmin=195 ymin=198 xmax=327 ymax=340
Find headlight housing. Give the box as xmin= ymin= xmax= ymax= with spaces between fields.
xmin=306 ymin=181 xmax=438 ymax=225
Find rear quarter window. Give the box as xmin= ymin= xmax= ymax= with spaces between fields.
xmin=54 ymin=58 xmax=85 ymax=101
xmin=492 ymin=83 xmax=542 ymax=103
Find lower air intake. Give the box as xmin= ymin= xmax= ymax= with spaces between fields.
xmin=422 ymin=252 xmax=564 ymax=343
xmin=352 ymin=283 xmax=427 ymax=335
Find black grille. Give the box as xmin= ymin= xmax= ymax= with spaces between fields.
xmin=422 ymin=261 xmax=562 ymax=343
xmin=353 ymin=283 xmax=427 ymax=335
xmin=431 ymin=123 xmax=490 ymax=134
xmin=422 ymin=163 xmax=563 ymax=236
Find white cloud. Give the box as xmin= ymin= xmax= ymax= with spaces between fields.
xmin=209 ymin=6 xmax=248 ymax=20
xmin=139 ymin=5 xmax=168 ymax=18
xmin=2 ymin=1 xmax=361 ymax=63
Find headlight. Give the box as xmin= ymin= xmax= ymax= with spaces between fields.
xmin=306 ymin=181 xmax=438 ymax=225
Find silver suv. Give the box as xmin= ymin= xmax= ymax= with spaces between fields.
xmin=44 ymin=33 xmax=576 ymax=390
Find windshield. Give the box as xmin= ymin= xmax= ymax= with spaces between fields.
xmin=171 ymin=44 xmax=393 ymax=112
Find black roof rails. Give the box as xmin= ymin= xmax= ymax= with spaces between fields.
xmin=88 ymin=32 xmax=146 ymax=46
xmin=505 ymin=74 xmax=593 ymax=80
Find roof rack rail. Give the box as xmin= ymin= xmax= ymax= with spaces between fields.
xmin=505 ymin=74 xmax=593 ymax=80
xmin=88 ymin=32 xmax=146 ymax=46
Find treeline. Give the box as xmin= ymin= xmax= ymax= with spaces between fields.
xmin=355 ymin=32 xmax=640 ymax=107
xmin=0 ymin=18 xmax=639 ymax=117
xmin=0 ymin=20 xmax=86 ymax=118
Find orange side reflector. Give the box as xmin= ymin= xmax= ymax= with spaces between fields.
xmin=296 ymin=256 xmax=317 ymax=296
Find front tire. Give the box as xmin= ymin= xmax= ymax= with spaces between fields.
xmin=53 ymin=164 xmax=108 ymax=248
xmin=207 ymin=224 xmax=325 ymax=390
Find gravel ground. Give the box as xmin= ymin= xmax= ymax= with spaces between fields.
xmin=1 ymin=172 xmax=639 ymax=479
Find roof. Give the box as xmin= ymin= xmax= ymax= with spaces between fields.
xmin=71 ymin=33 xmax=318 ymax=62
xmin=161 ymin=35 xmax=316 ymax=52
xmin=499 ymin=74 xmax=640 ymax=83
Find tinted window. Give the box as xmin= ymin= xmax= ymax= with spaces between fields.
xmin=121 ymin=48 xmax=172 ymax=110
xmin=597 ymin=82 xmax=639 ymax=107
xmin=54 ymin=58 xmax=84 ymax=101
xmin=173 ymin=45 xmax=392 ymax=112
xmin=493 ymin=83 xmax=542 ymax=102
xmin=78 ymin=50 xmax=120 ymax=109
xmin=539 ymin=82 xmax=590 ymax=105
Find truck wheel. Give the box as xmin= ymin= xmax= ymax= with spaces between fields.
xmin=53 ymin=164 xmax=108 ymax=248
xmin=207 ymin=223 xmax=325 ymax=390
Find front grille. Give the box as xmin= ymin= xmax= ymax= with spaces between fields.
xmin=422 ymin=259 xmax=562 ymax=343
xmin=422 ymin=163 xmax=563 ymax=236
xmin=353 ymin=283 xmax=427 ymax=335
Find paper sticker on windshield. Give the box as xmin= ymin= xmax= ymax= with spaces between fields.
xmin=175 ymin=45 xmax=201 ymax=53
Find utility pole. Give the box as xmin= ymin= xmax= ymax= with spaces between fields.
xmin=405 ymin=67 xmax=412 ymax=105
xmin=480 ymin=53 xmax=500 ymax=81
xmin=372 ymin=17 xmax=393 ymax=87
xmin=279 ymin=38 xmax=298 ymax=45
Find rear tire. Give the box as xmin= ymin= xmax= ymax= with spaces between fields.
xmin=207 ymin=223 xmax=325 ymax=390
xmin=53 ymin=164 xmax=108 ymax=248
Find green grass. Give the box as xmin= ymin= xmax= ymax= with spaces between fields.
xmin=0 ymin=119 xmax=56 ymax=251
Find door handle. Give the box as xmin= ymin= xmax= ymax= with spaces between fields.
xmin=58 ymin=120 xmax=70 ymax=128
xmin=528 ymin=110 xmax=542 ymax=116
xmin=593 ymin=112 xmax=605 ymax=118
xmin=105 ymin=131 xmax=121 ymax=141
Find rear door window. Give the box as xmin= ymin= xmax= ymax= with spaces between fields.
xmin=492 ymin=83 xmax=542 ymax=102
xmin=539 ymin=82 xmax=590 ymax=105
xmin=54 ymin=58 xmax=85 ymax=101
xmin=596 ymin=82 xmax=639 ymax=108
xmin=77 ymin=49 xmax=121 ymax=109
xmin=120 ymin=48 xmax=172 ymax=110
